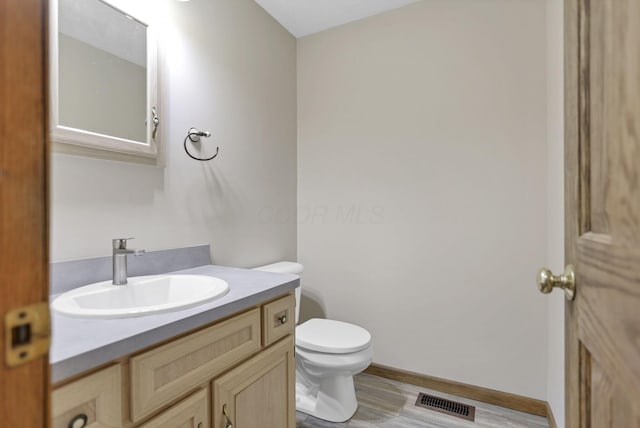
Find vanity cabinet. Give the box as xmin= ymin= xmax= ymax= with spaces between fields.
xmin=52 ymin=292 xmax=296 ymax=428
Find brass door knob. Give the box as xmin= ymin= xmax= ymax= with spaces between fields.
xmin=537 ymin=265 xmax=576 ymax=301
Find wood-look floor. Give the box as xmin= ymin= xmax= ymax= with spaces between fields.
xmin=296 ymin=373 xmax=550 ymax=428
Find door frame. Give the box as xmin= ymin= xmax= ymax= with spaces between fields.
xmin=564 ymin=0 xmax=580 ymax=426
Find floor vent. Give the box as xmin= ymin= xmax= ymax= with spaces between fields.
xmin=415 ymin=392 xmax=476 ymax=422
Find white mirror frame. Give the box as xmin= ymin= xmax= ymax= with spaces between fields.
xmin=49 ymin=0 xmax=159 ymax=159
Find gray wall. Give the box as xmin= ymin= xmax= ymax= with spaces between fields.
xmin=546 ymin=0 xmax=565 ymax=424
xmin=51 ymin=0 xmax=297 ymax=266
xmin=297 ymin=0 xmax=548 ymax=399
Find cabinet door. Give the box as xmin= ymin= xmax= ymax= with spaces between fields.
xmin=139 ymin=388 xmax=209 ymax=428
xmin=213 ymin=336 xmax=295 ymax=428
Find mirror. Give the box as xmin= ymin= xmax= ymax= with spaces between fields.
xmin=50 ymin=0 xmax=159 ymax=159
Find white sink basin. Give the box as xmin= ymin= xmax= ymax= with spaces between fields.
xmin=52 ymin=274 xmax=229 ymax=319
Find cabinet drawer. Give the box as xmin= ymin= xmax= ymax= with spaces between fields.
xmin=130 ymin=308 xmax=261 ymax=422
xmin=52 ymin=364 xmax=122 ymax=428
xmin=262 ymin=294 xmax=295 ymax=347
xmin=139 ymin=388 xmax=209 ymax=428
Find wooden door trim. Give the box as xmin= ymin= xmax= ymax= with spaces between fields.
xmin=0 ymin=0 xmax=50 ymax=426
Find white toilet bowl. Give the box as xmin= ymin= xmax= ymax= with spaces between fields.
xmin=252 ymin=262 xmax=373 ymax=423
xmin=295 ymin=318 xmax=373 ymax=422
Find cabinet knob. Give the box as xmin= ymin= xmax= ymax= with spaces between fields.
xmin=278 ymin=315 xmax=287 ymax=325
xmin=68 ymin=414 xmax=88 ymax=428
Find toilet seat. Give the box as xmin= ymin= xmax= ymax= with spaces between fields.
xmin=296 ymin=318 xmax=371 ymax=354
xmin=295 ymin=344 xmax=373 ymax=371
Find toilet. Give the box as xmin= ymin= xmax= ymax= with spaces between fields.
xmin=253 ymin=261 xmax=373 ymax=423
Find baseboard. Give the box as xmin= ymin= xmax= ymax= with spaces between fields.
xmin=546 ymin=402 xmax=558 ymax=428
xmin=364 ymin=363 xmax=548 ymax=418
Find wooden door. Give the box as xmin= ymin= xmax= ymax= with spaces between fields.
xmin=212 ymin=336 xmax=296 ymax=428
xmin=565 ymin=0 xmax=640 ymax=426
xmin=0 ymin=0 xmax=49 ymax=426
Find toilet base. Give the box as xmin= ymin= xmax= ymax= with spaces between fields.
xmin=296 ymin=373 xmax=358 ymax=423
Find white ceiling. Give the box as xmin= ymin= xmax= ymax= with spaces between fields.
xmin=254 ymin=0 xmax=421 ymax=38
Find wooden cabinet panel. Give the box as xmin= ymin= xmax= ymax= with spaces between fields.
xmin=213 ymin=336 xmax=295 ymax=428
xmin=52 ymin=364 xmax=122 ymax=428
xmin=51 ymin=293 xmax=296 ymax=427
xmin=130 ymin=308 xmax=261 ymax=422
xmin=139 ymin=388 xmax=209 ymax=428
xmin=262 ymin=294 xmax=295 ymax=347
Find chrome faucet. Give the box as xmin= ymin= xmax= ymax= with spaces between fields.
xmin=112 ymin=238 xmax=145 ymax=285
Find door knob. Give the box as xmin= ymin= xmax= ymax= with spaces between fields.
xmin=537 ymin=265 xmax=576 ymax=301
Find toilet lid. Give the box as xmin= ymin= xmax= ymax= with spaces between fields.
xmin=295 ymin=318 xmax=371 ymax=354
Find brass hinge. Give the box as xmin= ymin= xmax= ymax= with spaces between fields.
xmin=4 ymin=302 xmax=50 ymax=367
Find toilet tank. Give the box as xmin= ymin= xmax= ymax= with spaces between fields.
xmin=252 ymin=261 xmax=303 ymax=324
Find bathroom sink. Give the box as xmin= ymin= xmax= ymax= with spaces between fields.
xmin=52 ymin=274 xmax=229 ymax=319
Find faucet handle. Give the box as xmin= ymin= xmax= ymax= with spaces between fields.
xmin=112 ymin=237 xmax=134 ymax=250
